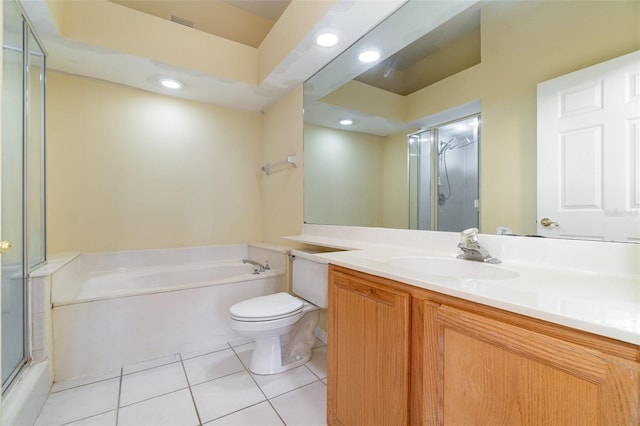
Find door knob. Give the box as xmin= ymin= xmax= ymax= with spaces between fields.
xmin=540 ymin=218 xmax=559 ymax=227
xmin=0 ymin=240 xmax=12 ymax=254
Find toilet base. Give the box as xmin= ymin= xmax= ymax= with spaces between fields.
xmin=249 ymin=336 xmax=312 ymax=375
xmin=248 ymin=308 xmax=319 ymax=375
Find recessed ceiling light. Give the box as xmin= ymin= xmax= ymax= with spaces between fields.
xmin=358 ymin=50 xmax=380 ymax=63
xmin=159 ymin=78 xmax=183 ymax=89
xmin=339 ymin=119 xmax=353 ymax=126
xmin=316 ymin=32 xmax=339 ymax=47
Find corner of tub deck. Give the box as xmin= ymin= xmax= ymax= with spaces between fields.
xmin=29 ymin=253 xmax=81 ymax=278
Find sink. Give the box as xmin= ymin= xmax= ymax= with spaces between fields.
xmin=389 ymin=257 xmax=519 ymax=280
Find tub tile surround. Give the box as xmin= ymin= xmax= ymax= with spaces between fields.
xmin=34 ymin=339 xmax=328 ymax=426
xmin=285 ymin=224 xmax=640 ymax=345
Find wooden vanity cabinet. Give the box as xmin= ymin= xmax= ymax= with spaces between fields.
xmin=327 ymin=265 xmax=411 ymax=425
xmin=328 ymin=265 xmax=640 ymax=426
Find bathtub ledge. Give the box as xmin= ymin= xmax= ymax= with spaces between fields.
xmin=30 ymin=252 xmax=80 ymax=278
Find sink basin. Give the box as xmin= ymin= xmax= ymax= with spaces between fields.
xmin=389 ymin=257 xmax=519 ymax=280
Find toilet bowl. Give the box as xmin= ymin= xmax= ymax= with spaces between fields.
xmin=229 ymin=250 xmax=329 ymax=375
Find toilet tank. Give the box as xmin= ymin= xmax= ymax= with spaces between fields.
xmin=291 ymin=249 xmax=330 ymax=308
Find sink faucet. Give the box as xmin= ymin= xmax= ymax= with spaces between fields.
xmin=456 ymin=228 xmax=501 ymax=264
xmin=242 ymin=259 xmax=268 ymax=274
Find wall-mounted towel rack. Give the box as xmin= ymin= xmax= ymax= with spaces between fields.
xmin=261 ymin=153 xmax=298 ymax=176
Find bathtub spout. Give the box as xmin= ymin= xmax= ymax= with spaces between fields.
xmin=243 ymin=259 xmax=267 ymax=273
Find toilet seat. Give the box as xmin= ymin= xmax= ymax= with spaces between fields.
xmin=230 ymin=292 xmax=304 ymax=322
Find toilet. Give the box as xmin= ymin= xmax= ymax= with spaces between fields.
xmin=229 ymin=249 xmax=328 ymax=375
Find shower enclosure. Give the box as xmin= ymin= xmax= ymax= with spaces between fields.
xmin=2 ymin=0 xmax=46 ymax=393
xmin=409 ymin=114 xmax=479 ymax=232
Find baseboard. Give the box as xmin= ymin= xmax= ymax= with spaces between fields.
xmin=314 ymin=326 xmax=328 ymax=345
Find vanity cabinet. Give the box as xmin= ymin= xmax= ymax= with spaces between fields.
xmin=327 ymin=265 xmax=411 ymax=425
xmin=328 ymin=265 xmax=640 ymax=426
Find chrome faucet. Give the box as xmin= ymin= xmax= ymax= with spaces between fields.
xmin=456 ymin=228 xmax=501 ymax=264
xmin=242 ymin=259 xmax=268 ymax=274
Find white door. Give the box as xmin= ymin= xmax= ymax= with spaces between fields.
xmin=537 ymin=50 xmax=640 ymax=242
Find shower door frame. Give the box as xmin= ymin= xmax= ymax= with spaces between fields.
xmin=1 ymin=0 xmax=47 ymax=394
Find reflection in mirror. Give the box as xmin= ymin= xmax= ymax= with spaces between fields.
xmin=303 ymin=0 xmax=640 ymax=242
xmin=409 ymin=113 xmax=480 ymax=232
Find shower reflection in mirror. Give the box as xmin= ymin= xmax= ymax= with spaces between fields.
xmin=409 ymin=113 xmax=480 ymax=232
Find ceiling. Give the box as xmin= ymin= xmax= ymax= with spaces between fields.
xmin=108 ymin=0 xmax=291 ymax=48
xmin=21 ymin=0 xmax=405 ymax=112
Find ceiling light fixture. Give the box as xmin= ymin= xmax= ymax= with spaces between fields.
xmin=339 ymin=119 xmax=353 ymax=126
xmin=316 ymin=32 xmax=339 ymax=47
xmin=358 ymin=49 xmax=380 ymax=63
xmin=159 ymin=78 xmax=183 ymax=89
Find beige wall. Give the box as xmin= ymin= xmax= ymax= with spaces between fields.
xmin=304 ymin=124 xmax=385 ymax=227
xmin=407 ymin=0 xmax=640 ymax=234
xmin=382 ymin=131 xmax=409 ymax=228
xmin=47 ymin=71 xmax=264 ymax=252
xmin=302 ymin=124 xmax=410 ymax=230
xmin=261 ymin=86 xmax=305 ymax=245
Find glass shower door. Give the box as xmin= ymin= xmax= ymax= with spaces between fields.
xmin=435 ymin=116 xmax=479 ymax=232
xmin=2 ymin=0 xmax=27 ymax=391
xmin=408 ymin=114 xmax=480 ymax=232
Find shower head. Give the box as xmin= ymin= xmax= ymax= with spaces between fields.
xmin=449 ymin=137 xmax=474 ymax=151
xmin=439 ymin=136 xmax=474 ymax=154
xmin=438 ymin=137 xmax=457 ymax=155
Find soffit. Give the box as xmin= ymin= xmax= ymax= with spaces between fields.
xmin=107 ymin=0 xmax=290 ymax=48
xmin=23 ymin=0 xmax=405 ymax=111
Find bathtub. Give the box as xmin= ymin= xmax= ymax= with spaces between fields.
xmin=50 ymin=243 xmax=288 ymax=381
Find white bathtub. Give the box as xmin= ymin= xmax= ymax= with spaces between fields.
xmin=50 ymin=244 xmax=288 ymax=381
xmin=63 ymin=262 xmax=278 ymax=303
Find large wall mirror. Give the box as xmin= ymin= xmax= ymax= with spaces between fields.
xmin=303 ymin=0 xmax=640 ymax=243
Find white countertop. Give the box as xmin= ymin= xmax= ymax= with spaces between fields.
xmin=285 ymin=225 xmax=640 ymax=346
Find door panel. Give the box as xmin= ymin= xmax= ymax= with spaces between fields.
xmin=328 ymin=267 xmax=411 ymax=425
xmin=434 ymin=305 xmax=639 ymax=425
xmin=537 ymin=50 xmax=640 ymax=242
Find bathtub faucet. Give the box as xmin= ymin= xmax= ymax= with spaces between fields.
xmin=243 ymin=259 xmax=268 ymax=274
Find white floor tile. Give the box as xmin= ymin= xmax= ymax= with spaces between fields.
xmin=305 ymin=346 xmax=327 ymax=380
xmin=183 ymin=348 xmax=244 ymax=386
xmin=37 ymin=337 xmax=328 ymax=426
xmin=270 ymin=381 xmax=327 ymax=426
xmin=122 ymin=353 xmax=181 ymax=375
xmin=231 ymin=342 xmax=253 ymax=368
xmin=181 ymin=343 xmax=230 ymax=360
xmin=191 ymin=370 xmax=265 ymax=423
xmin=35 ymin=378 xmax=119 ymax=426
xmin=206 ymin=401 xmax=284 ymax=425
xmin=227 ymin=336 xmax=253 ymax=347
xmin=117 ymin=389 xmax=199 ymax=426
xmin=120 ymin=362 xmax=188 ymax=407
xmin=50 ymin=369 xmax=120 ymax=393
xmin=65 ymin=410 xmax=117 ymax=425
xmin=252 ymin=366 xmax=318 ymax=399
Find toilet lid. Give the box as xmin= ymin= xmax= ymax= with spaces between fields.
xmin=230 ymin=292 xmax=304 ymax=321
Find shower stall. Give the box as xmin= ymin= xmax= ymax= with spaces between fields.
xmin=409 ymin=114 xmax=479 ymax=232
xmin=2 ymin=0 xmax=47 ymax=395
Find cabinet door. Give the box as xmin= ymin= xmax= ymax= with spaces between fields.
xmin=421 ymin=303 xmax=639 ymax=425
xmin=328 ymin=268 xmax=411 ymax=426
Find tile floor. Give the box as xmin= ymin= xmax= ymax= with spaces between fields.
xmin=34 ymin=339 xmax=328 ymax=426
